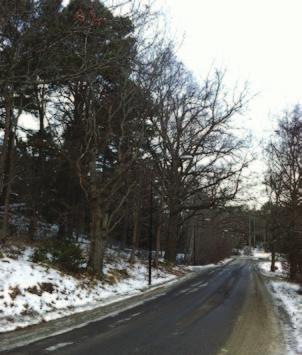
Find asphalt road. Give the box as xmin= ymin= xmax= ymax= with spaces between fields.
xmin=4 ymin=258 xmax=284 ymax=355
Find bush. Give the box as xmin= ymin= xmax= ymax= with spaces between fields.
xmin=31 ymin=247 xmax=50 ymax=264
xmin=31 ymin=239 xmax=85 ymax=273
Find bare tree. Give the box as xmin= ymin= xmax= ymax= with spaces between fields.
xmin=265 ymin=105 xmax=302 ymax=281
xmin=140 ymin=48 xmax=249 ymax=262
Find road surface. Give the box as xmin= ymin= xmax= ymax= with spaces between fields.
xmin=4 ymin=258 xmax=284 ymax=355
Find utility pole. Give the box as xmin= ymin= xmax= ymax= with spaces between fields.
xmin=193 ymin=222 xmax=196 ymax=265
xmin=248 ymin=216 xmax=252 ymax=253
xmin=148 ymin=170 xmax=153 ymax=286
xmin=253 ymin=218 xmax=256 ymax=248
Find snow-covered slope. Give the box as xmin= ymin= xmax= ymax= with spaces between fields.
xmin=0 ymin=247 xmax=186 ymax=333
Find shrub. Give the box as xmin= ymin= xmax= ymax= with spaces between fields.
xmin=31 ymin=247 xmax=50 ymax=264
xmin=52 ymin=239 xmax=85 ymax=272
xmin=31 ymin=239 xmax=85 ymax=273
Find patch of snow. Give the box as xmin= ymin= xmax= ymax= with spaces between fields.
xmin=187 ymin=257 xmax=233 ymax=271
xmin=0 ymin=247 xmax=186 ymax=333
xmin=270 ymin=281 xmax=302 ymax=355
xmin=258 ymin=261 xmax=287 ymax=278
xmin=255 ymin=250 xmax=301 ymax=354
xmin=253 ymin=248 xmax=271 ymax=260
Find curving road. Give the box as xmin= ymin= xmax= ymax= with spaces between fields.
xmin=4 ymin=258 xmax=285 ymax=355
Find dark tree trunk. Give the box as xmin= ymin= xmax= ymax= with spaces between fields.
xmin=165 ymin=210 xmax=178 ymax=263
xmin=121 ymin=209 xmax=129 ymax=250
xmin=289 ymin=251 xmax=297 ymax=281
xmin=1 ymin=97 xmax=16 ymax=241
xmin=130 ymin=208 xmax=141 ymax=263
xmin=270 ymin=239 xmax=276 ymax=272
xmin=154 ymin=220 xmax=162 ymax=268
xmin=88 ymin=155 xmax=106 ymax=278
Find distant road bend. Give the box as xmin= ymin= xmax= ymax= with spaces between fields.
xmin=5 ymin=258 xmax=284 ymax=355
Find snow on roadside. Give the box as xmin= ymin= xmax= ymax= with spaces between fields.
xmin=0 ymin=248 xmax=186 ymax=333
xmin=186 ymin=257 xmax=233 ymax=271
xmin=270 ymin=281 xmax=302 ymax=355
xmin=255 ymin=249 xmax=302 ymax=354
xmin=258 ymin=261 xmax=288 ymax=278
xmin=253 ymin=248 xmax=271 ymax=260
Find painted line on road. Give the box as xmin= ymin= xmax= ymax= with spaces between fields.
xmin=192 ymin=281 xmax=209 ymax=287
xmin=175 ymin=282 xmax=209 ymax=296
xmin=109 ymin=312 xmax=142 ymax=328
xmin=186 ymin=283 xmax=208 ymax=294
xmin=45 ymin=342 xmax=73 ymax=352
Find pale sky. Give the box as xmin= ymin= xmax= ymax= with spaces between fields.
xmin=155 ymin=0 xmax=302 ymax=205
xmin=160 ymin=0 xmax=302 ymax=129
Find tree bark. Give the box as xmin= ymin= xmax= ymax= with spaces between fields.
xmin=88 ymin=155 xmax=106 ymax=278
xmin=154 ymin=219 xmax=162 ymax=268
xmin=1 ymin=94 xmax=16 ymax=241
xmin=165 ymin=210 xmax=178 ymax=263
xmin=130 ymin=207 xmax=141 ymax=263
xmin=270 ymin=239 xmax=276 ymax=272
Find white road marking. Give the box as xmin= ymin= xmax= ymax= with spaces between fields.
xmin=45 ymin=342 xmax=73 ymax=352
xmin=110 ymin=312 xmax=142 ymax=327
xmin=175 ymin=282 xmax=208 ymax=296
xmin=187 ymin=282 xmax=208 ymax=293
xmin=174 ymin=289 xmax=191 ymax=296
xmin=195 ymin=282 xmax=208 ymax=287
xmin=199 ymin=282 xmax=208 ymax=287
xmin=187 ymin=287 xmax=200 ymax=294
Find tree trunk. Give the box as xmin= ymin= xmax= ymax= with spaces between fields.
xmin=88 ymin=155 xmax=106 ymax=278
xmin=28 ymin=209 xmax=38 ymax=240
xmin=130 ymin=208 xmax=141 ymax=263
xmin=154 ymin=220 xmax=162 ymax=268
xmin=165 ymin=210 xmax=178 ymax=263
xmin=270 ymin=239 xmax=276 ymax=272
xmin=0 ymin=93 xmax=12 ymax=200
xmin=121 ymin=209 xmax=129 ymax=250
xmin=289 ymin=251 xmax=297 ymax=281
xmin=1 ymin=100 xmax=16 ymax=241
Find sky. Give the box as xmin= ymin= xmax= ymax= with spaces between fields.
xmin=154 ymin=0 xmax=302 ymax=205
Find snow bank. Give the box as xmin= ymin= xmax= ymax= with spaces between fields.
xmin=187 ymin=257 xmax=233 ymax=271
xmin=258 ymin=261 xmax=288 ymax=278
xmin=255 ymin=250 xmax=301 ymax=354
xmin=270 ymin=281 xmax=302 ymax=355
xmin=253 ymin=248 xmax=271 ymax=260
xmin=0 ymin=248 xmax=186 ymax=333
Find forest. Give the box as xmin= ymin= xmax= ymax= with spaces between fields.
xmin=0 ymin=0 xmax=301 ymax=286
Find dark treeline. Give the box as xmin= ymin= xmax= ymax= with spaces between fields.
xmin=265 ymin=105 xmax=302 ymax=284
xmin=0 ymin=0 xmax=249 ymax=278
